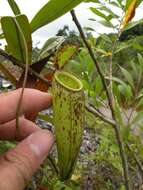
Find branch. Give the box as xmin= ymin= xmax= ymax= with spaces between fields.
xmin=0 ymin=48 xmax=51 ymax=86
xmin=71 ymin=10 xmax=113 ymax=116
xmin=86 ymin=104 xmax=116 ymax=127
xmin=70 ymin=10 xmax=131 ymax=190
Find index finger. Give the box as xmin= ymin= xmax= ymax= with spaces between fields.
xmin=0 ymin=88 xmax=52 ymax=124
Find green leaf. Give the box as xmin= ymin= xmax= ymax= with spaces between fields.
xmin=94 ymin=76 xmax=103 ymax=95
xmin=98 ymin=5 xmax=119 ymax=19
xmin=114 ymin=97 xmax=123 ymax=127
xmin=54 ymin=45 xmax=78 ymax=69
xmin=88 ymin=18 xmax=96 ymax=22
xmin=83 ymin=26 xmax=95 ymax=31
xmin=108 ymin=76 xmax=127 ymax=86
xmin=90 ymin=7 xmax=107 ymax=20
xmin=123 ymin=19 xmax=143 ymax=31
xmin=120 ymin=66 xmax=134 ymax=89
xmin=136 ymin=97 xmax=143 ymax=108
xmin=82 ymin=79 xmax=91 ymax=91
xmin=132 ymin=41 xmax=143 ymax=51
xmin=98 ymin=19 xmax=114 ymax=28
xmin=125 ymin=0 xmax=141 ymax=11
xmin=117 ymin=0 xmax=123 ymax=8
xmin=121 ymin=125 xmax=131 ymax=141
xmin=31 ymin=0 xmax=83 ymax=32
xmin=84 ymin=0 xmax=99 ymax=3
xmin=137 ymin=0 xmax=143 ymax=6
xmin=110 ymin=1 xmax=123 ymax=8
xmin=120 ymin=184 xmax=126 ymax=190
xmin=7 ymin=0 xmax=21 ymax=15
xmin=1 ymin=15 xmax=32 ymax=64
xmin=100 ymin=34 xmax=112 ymax=43
xmin=114 ymin=43 xmax=131 ymax=54
xmin=130 ymin=111 xmax=143 ymax=126
xmin=0 ymin=33 xmax=4 ymax=39
xmin=137 ymin=53 xmax=143 ymax=73
xmin=64 ymin=60 xmax=83 ymax=75
xmin=95 ymin=48 xmax=107 ymax=54
xmin=125 ymin=0 xmax=133 ymax=10
xmin=38 ymin=36 xmax=65 ymax=59
xmin=118 ymin=84 xmax=133 ymax=100
xmin=0 ymin=18 xmax=4 ymax=39
xmin=130 ymin=61 xmax=138 ymax=77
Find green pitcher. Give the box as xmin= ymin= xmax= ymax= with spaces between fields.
xmin=52 ymin=71 xmax=85 ymax=181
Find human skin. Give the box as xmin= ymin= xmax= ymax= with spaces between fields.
xmin=0 ymin=88 xmax=54 ymax=190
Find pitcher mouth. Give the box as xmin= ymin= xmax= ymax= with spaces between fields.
xmin=54 ymin=71 xmax=83 ymax=92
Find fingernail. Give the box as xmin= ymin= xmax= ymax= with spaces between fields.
xmin=27 ymin=130 xmax=54 ymax=162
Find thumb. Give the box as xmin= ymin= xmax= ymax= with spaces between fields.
xmin=0 ymin=130 xmax=54 ymax=190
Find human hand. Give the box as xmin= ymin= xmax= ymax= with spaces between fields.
xmin=0 ymin=88 xmax=54 ymax=190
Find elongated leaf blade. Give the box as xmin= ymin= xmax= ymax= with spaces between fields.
xmin=122 ymin=0 xmax=138 ymax=29
xmin=39 ymin=36 xmax=65 ymax=59
xmin=130 ymin=111 xmax=143 ymax=126
xmin=125 ymin=0 xmax=134 ymax=10
xmin=0 ymin=33 xmax=4 ymax=39
xmin=84 ymin=0 xmax=99 ymax=3
xmin=0 ymin=17 xmax=4 ymax=39
xmin=120 ymin=66 xmax=134 ymax=89
xmin=54 ymin=45 xmax=79 ymax=69
xmin=7 ymin=0 xmax=21 ymax=15
xmin=123 ymin=19 xmax=143 ymax=31
xmin=90 ymin=7 xmax=107 ymax=20
xmin=1 ymin=15 xmax=32 ymax=64
xmin=31 ymin=0 xmax=83 ymax=32
xmin=125 ymin=0 xmax=141 ymax=10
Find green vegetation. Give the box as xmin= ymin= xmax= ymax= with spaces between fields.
xmin=1 ymin=0 xmax=143 ymax=189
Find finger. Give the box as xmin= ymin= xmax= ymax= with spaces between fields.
xmin=0 ymin=117 xmax=41 ymax=141
xmin=25 ymin=111 xmax=39 ymax=121
xmin=0 ymin=130 xmax=54 ymax=190
xmin=0 ymin=88 xmax=52 ymax=124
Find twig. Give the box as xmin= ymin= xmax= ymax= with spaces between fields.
xmin=71 ymin=9 xmax=131 ymax=190
xmin=71 ymin=10 xmax=113 ymax=114
xmin=88 ymin=102 xmax=104 ymax=115
xmin=86 ymin=104 xmax=116 ymax=126
xmin=0 ymin=48 xmax=51 ymax=86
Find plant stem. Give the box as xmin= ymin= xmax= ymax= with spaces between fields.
xmin=71 ymin=9 xmax=131 ymax=190
xmin=0 ymin=48 xmax=51 ymax=86
xmin=86 ymin=104 xmax=116 ymax=126
xmin=14 ymin=17 xmax=29 ymax=130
